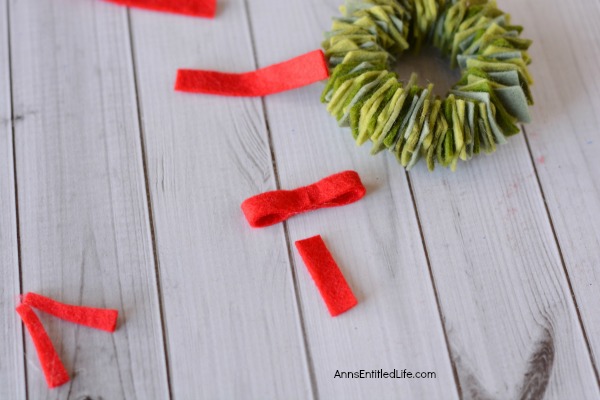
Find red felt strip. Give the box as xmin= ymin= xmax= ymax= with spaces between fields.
xmin=22 ymin=292 xmax=118 ymax=333
xmin=241 ymin=170 xmax=366 ymax=228
xmin=103 ymin=0 xmax=216 ymax=18
xmin=16 ymin=304 xmax=70 ymax=389
xmin=295 ymin=235 xmax=357 ymax=317
xmin=175 ymin=50 xmax=329 ymax=97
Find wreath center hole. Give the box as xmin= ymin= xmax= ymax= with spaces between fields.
xmin=392 ymin=47 xmax=461 ymax=97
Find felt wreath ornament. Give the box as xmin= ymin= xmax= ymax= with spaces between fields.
xmin=321 ymin=0 xmax=533 ymax=171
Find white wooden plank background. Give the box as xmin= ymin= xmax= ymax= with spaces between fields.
xmin=503 ymin=0 xmax=600 ymax=370
xmin=1 ymin=0 xmax=599 ymax=398
xmin=0 ymin=0 xmax=25 ymax=398
xmin=245 ymin=1 xmax=459 ymax=399
xmin=8 ymin=0 xmax=169 ymax=398
xmin=127 ymin=1 xmax=312 ymax=398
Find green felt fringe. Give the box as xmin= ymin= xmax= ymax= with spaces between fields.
xmin=322 ymin=0 xmax=533 ymax=171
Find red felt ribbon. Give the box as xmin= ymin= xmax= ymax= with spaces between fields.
xmin=16 ymin=293 xmax=119 ymax=388
xmin=295 ymin=235 xmax=357 ymax=317
xmin=103 ymin=0 xmax=216 ymax=18
xmin=175 ymin=50 xmax=329 ymax=97
xmin=22 ymin=292 xmax=118 ymax=333
xmin=16 ymin=304 xmax=70 ymax=389
xmin=241 ymin=170 xmax=366 ymax=228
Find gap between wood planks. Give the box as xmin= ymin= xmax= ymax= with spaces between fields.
xmin=405 ymin=172 xmax=463 ymax=398
xmin=522 ymin=125 xmax=600 ymax=385
xmin=125 ymin=9 xmax=174 ymax=400
xmin=5 ymin=0 xmax=29 ymax=395
xmin=241 ymin=0 xmax=319 ymax=398
xmin=240 ymin=0 xmax=463 ymax=397
xmin=6 ymin=2 xmax=597 ymax=399
xmin=240 ymin=0 xmax=462 ymax=397
xmin=235 ymin=3 xmax=600 ymax=394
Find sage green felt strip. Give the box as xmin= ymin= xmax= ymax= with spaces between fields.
xmin=322 ymin=0 xmax=534 ymax=171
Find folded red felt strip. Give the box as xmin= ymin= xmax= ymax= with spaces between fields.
xmin=241 ymin=170 xmax=366 ymax=228
xmin=175 ymin=50 xmax=329 ymax=97
xmin=16 ymin=304 xmax=70 ymax=389
xmin=22 ymin=292 xmax=118 ymax=332
xmin=16 ymin=293 xmax=119 ymax=389
xmin=295 ymin=235 xmax=357 ymax=317
xmin=103 ymin=0 xmax=216 ymax=18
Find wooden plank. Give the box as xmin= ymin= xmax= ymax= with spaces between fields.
xmin=127 ymin=3 xmax=312 ymax=399
xmin=0 ymin=1 xmax=26 ymax=398
xmin=502 ymin=0 xmax=600 ymax=371
xmin=9 ymin=0 xmax=169 ymax=397
xmin=409 ymin=141 xmax=599 ymax=399
xmin=394 ymin=39 xmax=600 ymax=400
xmin=245 ymin=2 xmax=460 ymax=399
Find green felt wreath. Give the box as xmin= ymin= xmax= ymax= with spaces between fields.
xmin=321 ymin=0 xmax=533 ymax=171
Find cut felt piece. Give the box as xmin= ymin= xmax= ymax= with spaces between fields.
xmin=339 ymin=49 xmax=390 ymax=66
xmin=426 ymin=112 xmax=449 ymax=170
xmin=326 ymin=62 xmax=382 ymax=97
xmin=388 ymin=93 xmax=419 ymax=148
xmin=175 ymin=50 xmax=329 ymax=97
xmin=295 ymin=235 xmax=358 ymax=317
xmin=451 ymin=15 xmax=511 ymax=63
xmin=462 ymin=73 xmax=531 ymax=119
xmin=455 ymin=80 xmax=520 ymax=135
xmin=103 ymin=0 xmax=216 ymax=18
xmin=325 ymin=39 xmax=363 ymax=59
xmin=370 ymin=74 xmax=416 ymax=152
xmin=357 ymin=76 xmax=399 ymax=144
xmin=466 ymin=57 xmax=533 ymax=85
xmin=383 ymin=86 xmax=421 ymax=149
xmin=340 ymin=71 xmax=388 ymax=127
xmin=22 ymin=292 xmax=119 ymax=333
xmin=357 ymin=7 xmax=409 ymax=51
xmin=16 ymin=304 xmax=70 ymax=389
xmin=459 ymin=29 xmax=524 ymax=59
xmin=487 ymin=70 xmax=520 ymax=86
xmin=327 ymin=69 xmax=385 ymax=119
xmin=336 ymin=71 xmax=380 ymax=107
xmin=241 ymin=170 xmax=366 ymax=228
xmin=452 ymin=90 xmax=508 ymax=145
xmin=405 ymin=104 xmax=434 ymax=170
xmin=402 ymin=93 xmax=435 ymax=167
xmin=396 ymin=86 xmax=431 ymax=155
xmin=478 ymin=100 xmax=498 ymax=153
xmin=321 ymin=61 xmax=370 ymax=102
xmin=371 ymin=94 xmax=405 ymax=150
xmin=457 ymin=67 xmax=532 ymax=106
xmin=494 ymin=86 xmax=531 ymax=123
xmin=461 ymin=23 xmax=519 ymax=56
xmin=393 ymin=95 xmax=424 ymax=161
xmin=439 ymin=98 xmax=459 ymax=168
xmin=483 ymin=47 xmax=530 ymax=64
xmin=350 ymin=72 xmax=396 ymax=138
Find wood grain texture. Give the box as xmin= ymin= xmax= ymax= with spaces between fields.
xmin=127 ymin=2 xmax=313 ymax=398
xmin=502 ymin=0 xmax=600 ymax=371
xmin=396 ymin=3 xmax=600 ymax=397
xmin=408 ymin=140 xmax=599 ymax=399
xmin=0 ymin=0 xmax=26 ymax=398
xmin=249 ymin=0 xmax=600 ymax=398
xmin=398 ymin=61 xmax=600 ymax=400
xmin=245 ymin=1 xmax=460 ymax=399
xmin=9 ymin=0 xmax=169 ymax=398
xmin=4 ymin=0 xmax=600 ymax=397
